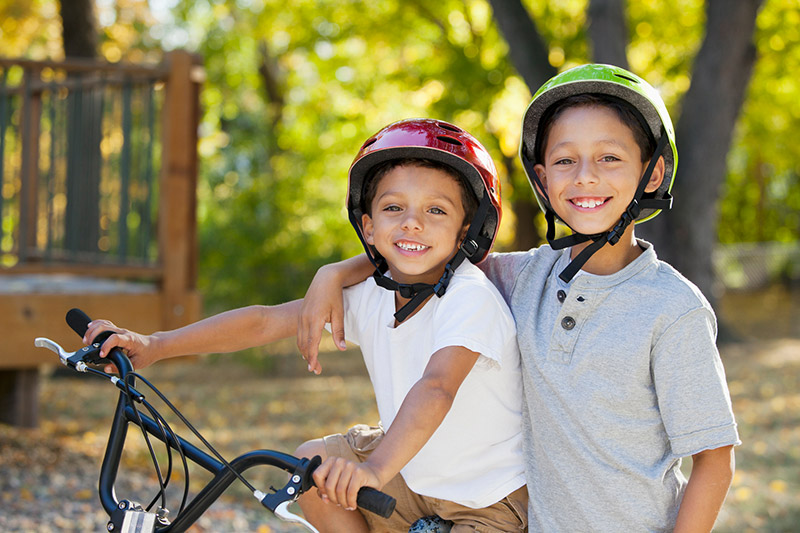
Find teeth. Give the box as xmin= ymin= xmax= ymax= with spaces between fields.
xmin=574 ymin=198 xmax=606 ymax=208
xmin=397 ymin=242 xmax=428 ymax=251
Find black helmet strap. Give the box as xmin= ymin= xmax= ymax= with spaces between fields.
xmin=536 ymin=132 xmax=671 ymax=282
xmin=364 ymin=194 xmax=493 ymax=323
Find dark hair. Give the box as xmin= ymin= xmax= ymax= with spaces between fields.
xmin=536 ymin=93 xmax=656 ymax=164
xmin=361 ymin=158 xmax=478 ymax=225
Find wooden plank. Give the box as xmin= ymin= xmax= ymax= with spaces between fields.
xmin=0 ymin=57 xmax=168 ymax=78
xmin=3 ymin=261 xmax=161 ymax=280
xmin=0 ymin=292 xmax=162 ymax=368
xmin=0 ymin=290 xmax=202 ymax=369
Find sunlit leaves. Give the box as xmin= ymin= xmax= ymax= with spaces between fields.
xmin=720 ymin=0 xmax=800 ymax=244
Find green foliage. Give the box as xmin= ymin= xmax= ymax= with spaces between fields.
xmin=720 ymin=0 xmax=800 ymax=244
xmin=174 ymin=0 xmax=533 ymax=308
xmin=3 ymin=0 xmax=799 ymax=309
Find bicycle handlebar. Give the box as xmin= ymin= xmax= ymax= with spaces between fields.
xmin=39 ymin=308 xmax=396 ymax=532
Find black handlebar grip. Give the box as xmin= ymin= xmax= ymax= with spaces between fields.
xmin=66 ymin=308 xmax=92 ymax=337
xmin=356 ymin=487 xmax=396 ymax=518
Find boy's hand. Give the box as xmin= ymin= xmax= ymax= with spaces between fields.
xmin=297 ymin=264 xmax=348 ymax=374
xmin=312 ymin=456 xmax=383 ymax=512
xmin=83 ymin=319 xmax=160 ymax=373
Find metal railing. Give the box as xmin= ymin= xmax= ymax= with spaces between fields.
xmin=0 ymin=58 xmax=171 ymax=276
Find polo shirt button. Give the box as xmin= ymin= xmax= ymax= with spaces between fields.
xmin=561 ymin=316 xmax=576 ymax=330
xmin=557 ymin=290 xmax=566 ymax=303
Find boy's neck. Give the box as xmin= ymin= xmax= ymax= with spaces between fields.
xmin=569 ymin=225 xmax=644 ymax=277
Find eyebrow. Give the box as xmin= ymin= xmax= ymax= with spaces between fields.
xmin=548 ymin=138 xmax=633 ymax=154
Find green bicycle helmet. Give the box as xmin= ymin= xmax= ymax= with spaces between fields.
xmin=519 ymin=63 xmax=678 ymax=281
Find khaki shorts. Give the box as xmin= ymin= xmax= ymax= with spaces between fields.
xmin=323 ymin=424 xmax=528 ymax=533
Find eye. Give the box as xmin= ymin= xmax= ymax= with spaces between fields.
xmin=429 ymin=207 xmax=446 ymax=215
xmin=553 ymin=157 xmax=574 ymax=166
xmin=600 ymin=155 xmax=621 ymax=162
xmin=382 ymin=204 xmax=401 ymax=212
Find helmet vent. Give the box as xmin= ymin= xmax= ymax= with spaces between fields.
xmin=613 ymin=73 xmax=639 ymax=84
xmin=362 ymin=138 xmax=378 ymax=149
xmin=436 ymin=135 xmax=463 ymax=146
xmin=437 ymin=123 xmax=463 ymax=133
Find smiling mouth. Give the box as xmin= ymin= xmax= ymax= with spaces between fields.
xmin=571 ymin=198 xmax=608 ymax=209
xmin=396 ymin=241 xmax=429 ymax=252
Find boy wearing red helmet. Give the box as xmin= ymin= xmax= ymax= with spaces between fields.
xmin=298 ymin=65 xmax=740 ymax=532
xmin=85 ymin=119 xmax=528 ymax=532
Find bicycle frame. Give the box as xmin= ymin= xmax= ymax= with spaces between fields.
xmin=36 ymin=308 xmax=395 ymax=533
xmin=100 ymin=346 xmax=313 ymax=532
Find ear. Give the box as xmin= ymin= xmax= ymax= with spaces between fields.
xmin=533 ymin=163 xmax=548 ymax=195
xmin=644 ymin=156 xmax=666 ymax=193
xmin=361 ymin=213 xmax=375 ymax=245
xmin=459 ymin=223 xmax=470 ymax=242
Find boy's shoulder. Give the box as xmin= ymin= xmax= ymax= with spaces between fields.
xmin=448 ymin=261 xmax=510 ymax=303
xmin=642 ymin=246 xmax=712 ymax=308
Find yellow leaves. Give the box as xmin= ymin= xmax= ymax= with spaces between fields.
xmin=75 ymin=488 xmax=94 ymax=500
xmin=734 ymin=485 xmax=753 ymax=503
xmin=768 ymin=479 xmax=787 ymax=493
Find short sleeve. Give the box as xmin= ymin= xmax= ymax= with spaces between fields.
xmin=480 ymin=251 xmax=535 ymax=305
xmin=430 ymin=279 xmax=518 ymax=369
xmin=652 ymin=307 xmax=741 ymax=457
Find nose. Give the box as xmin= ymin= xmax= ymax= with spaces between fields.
xmin=401 ymin=208 xmax=423 ymax=231
xmin=574 ymin=160 xmax=599 ymax=185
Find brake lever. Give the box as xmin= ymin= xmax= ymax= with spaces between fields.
xmin=34 ymin=337 xmax=88 ymax=371
xmin=274 ymin=501 xmax=319 ymax=533
xmin=35 ymin=336 xmax=111 ymax=370
xmin=34 ymin=337 xmax=145 ymax=402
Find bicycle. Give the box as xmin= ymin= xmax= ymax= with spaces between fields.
xmin=35 ymin=308 xmax=396 ymax=533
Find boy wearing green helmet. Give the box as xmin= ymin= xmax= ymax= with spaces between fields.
xmin=299 ymin=64 xmax=740 ymax=531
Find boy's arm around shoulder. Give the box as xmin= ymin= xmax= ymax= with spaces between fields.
xmin=673 ymin=445 xmax=735 ymax=533
xmin=298 ymin=254 xmax=374 ymax=370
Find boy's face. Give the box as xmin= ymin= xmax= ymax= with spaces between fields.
xmin=533 ymin=105 xmax=665 ymax=237
xmin=362 ymin=164 xmax=468 ymax=286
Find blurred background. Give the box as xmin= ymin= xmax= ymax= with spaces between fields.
xmin=0 ymin=0 xmax=798 ymax=532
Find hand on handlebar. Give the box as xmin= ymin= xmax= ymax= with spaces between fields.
xmin=312 ymin=456 xmax=384 ymax=512
xmin=83 ymin=320 xmax=161 ymax=373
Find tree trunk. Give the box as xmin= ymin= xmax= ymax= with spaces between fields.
xmin=487 ymin=0 xmax=555 ymax=92
xmin=487 ymin=0 xmax=556 ymax=250
xmin=59 ymin=0 xmax=98 ymax=58
xmin=639 ymin=0 xmax=764 ymax=301
xmin=59 ymin=0 xmax=102 ymax=255
xmin=587 ymin=0 xmax=629 ymax=68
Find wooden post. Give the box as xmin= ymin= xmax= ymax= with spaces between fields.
xmin=0 ymin=369 xmax=39 ymax=427
xmin=19 ymin=66 xmax=42 ymax=260
xmin=158 ymin=51 xmax=202 ymax=329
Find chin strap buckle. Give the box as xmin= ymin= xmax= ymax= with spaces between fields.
xmin=607 ymin=199 xmax=641 ymax=246
xmin=433 ymin=266 xmax=455 ymax=297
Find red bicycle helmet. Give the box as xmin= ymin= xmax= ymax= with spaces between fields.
xmin=347 ymin=118 xmax=502 ymax=321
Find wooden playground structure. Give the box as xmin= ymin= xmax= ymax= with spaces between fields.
xmin=0 ymin=51 xmax=204 ymax=426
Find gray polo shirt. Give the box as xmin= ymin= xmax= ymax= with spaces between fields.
xmin=482 ymin=241 xmax=740 ymax=532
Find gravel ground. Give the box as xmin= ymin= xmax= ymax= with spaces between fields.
xmin=0 ymin=423 xmax=306 ymax=532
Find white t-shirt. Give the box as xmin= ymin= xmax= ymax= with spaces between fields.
xmin=340 ymin=261 xmax=525 ymax=508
